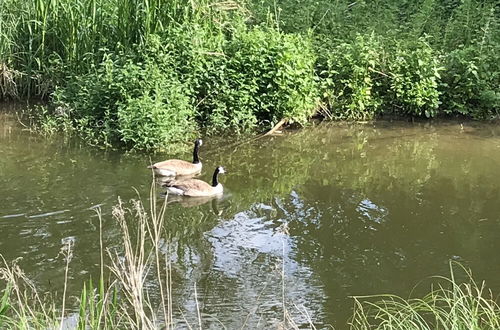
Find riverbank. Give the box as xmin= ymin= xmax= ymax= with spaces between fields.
xmin=0 ymin=0 xmax=498 ymax=150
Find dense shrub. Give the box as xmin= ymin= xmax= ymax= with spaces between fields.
xmin=440 ymin=45 xmax=499 ymax=119
xmin=52 ymin=37 xmax=194 ymax=150
xmin=319 ymin=34 xmax=384 ymax=120
xmin=197 ymin=27 xmax=318 ymax=133
xmin=319 ymin=35 xmax=442 ymax=119
xmin=49 ymin=25 xmax=319 ymax=147
xmin=196 ymin=49 xmax=259 ymax=133
xmin=385 ymin=38 xmax=441 ymax=118
xmin=116 ymin=74 xmax=193 ymax=150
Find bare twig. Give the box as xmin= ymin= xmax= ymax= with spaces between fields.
xmin=264 ymin=118 xmax=288 ymax=136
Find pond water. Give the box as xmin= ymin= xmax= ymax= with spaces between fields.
xmin=2 ymin=103 xmax=500 ymax=328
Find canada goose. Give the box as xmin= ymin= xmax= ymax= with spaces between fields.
xmin=148 ymin=139 xmax=203 ymax=176
xmin=164 ymin=166 xmax=225 ymax=197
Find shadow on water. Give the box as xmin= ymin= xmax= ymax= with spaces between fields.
xmin=2 ymin=104 xmax=500 ymax=328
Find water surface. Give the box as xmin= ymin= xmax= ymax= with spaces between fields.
xmin=2 ymin=104 xmax=500 ymax=328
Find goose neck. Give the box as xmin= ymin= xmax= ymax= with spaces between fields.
xmin=193 ymin=143 xmax=200 ymax=164
xmin=212 ymin=169 xmax=219 ymax=187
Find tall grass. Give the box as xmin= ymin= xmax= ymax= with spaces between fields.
xmin=0 ymin=0 xmax=236 ymax=98
xmin=350 ymin=262 xmax=500 ymax=329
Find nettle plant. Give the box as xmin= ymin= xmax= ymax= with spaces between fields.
xmin=52 ymin=36 xmax=195 ymax=150
xmin=440 ymin=44 xmax=499 ymax=119
xmin=386 ymin=38 xmax=441 ymax=118
xmin=116 ymin=63 xmax=193 ymax=150
xmin=320 ymin=34 xmax=384 ymax=120
xmin=197 ymin=26 xmax=318 ymax=133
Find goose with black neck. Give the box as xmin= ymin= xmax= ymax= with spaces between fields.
xmin=148 ymin=139 xmax=203 ymax=177
xmin=163 ymin=166 xmax=226 ymax=197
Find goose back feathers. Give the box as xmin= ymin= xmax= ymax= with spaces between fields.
xmin=148 ymin=139 xmax=202 ymax=177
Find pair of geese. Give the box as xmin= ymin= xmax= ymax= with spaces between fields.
xmin=148 ymin=139 xmax=225 ymax=197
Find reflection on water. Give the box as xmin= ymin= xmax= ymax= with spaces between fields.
xmin=163 ymin=192 xmax=224 ymax=209
xmin=2 ymin=105 xmax=500 ymax=328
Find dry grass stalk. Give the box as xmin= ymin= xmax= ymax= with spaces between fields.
xmin=0 ymin=62 xmax=19 ymax=99
xmin=59 ymin=239 xmax=74 ymax=330
xmin=108 ymin=197 xmax=156 ymax=329
xmin=0 ymin=257 xmax=56 ymax=328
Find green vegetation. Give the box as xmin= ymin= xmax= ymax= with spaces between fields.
xmin=0 ymin=0 xmax=498 ymax=149
xmin=197 ymin=27 xmax=318 ymax=133
xmin=350 ymin=263 xmax=500 ymax=329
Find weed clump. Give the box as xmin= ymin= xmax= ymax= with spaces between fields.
xmin=318 ymin=34 xmax=384 ymax=120
xmin=198 ymin=27 xmax=318 ymax=133
xmin=350 ymin=263 xmax=500 ymax=329
xmin=51 ymin=38 xmax=195 ymax=150
xmin=319 ymin=35 xmax=441 ymax=119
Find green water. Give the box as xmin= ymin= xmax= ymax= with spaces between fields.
xmin=2 ymin=104 xmax=500 ymax=328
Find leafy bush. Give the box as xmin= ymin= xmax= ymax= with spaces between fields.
xmin=440 ymin=45 xmax=499 ymax=119
xmin=117 ymin=75 xmax=192 ymax=150
xmin=197 ymin=27 xmax=318 ymax=133
xmin=319 ymin=35 xmax=441 ymax=119
xmin=319 ymin=34 xmax=384 ymax=120
xmin=196 ymin=50 xmax=259 ymax=133
xmin=385 ymin=38 xmax=441 ymax=118
xmin=52 ymin=36 xmax=194 ymax=150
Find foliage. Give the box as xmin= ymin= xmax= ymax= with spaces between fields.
xmin=319 ymin=35 xmax=441 ymax=119
xmin=198 ymin=27 xmax=318 ymax=132
xmin=385 ymin=38 xmax=441 ymax=118
xmin=350 ymin=262 xmax=500 ymax=329
xmin=436 ymin=0 xmax=500 ymax=119
xmin=117 ymin=89 xmax=192 ymax=150
xmin=0 ymin=0 xmax=499 ymax=148
xmin=440 ymin=45 xmax=499 ymax=119
xmin=1 ymin=0 xmax=224 ymax=98
xmin=78 ymin=278 xmax=118 ymax=329
xmin=51 ymin=37 xmax=194 ymax=150
xmin=319 ymin=34 xmax=384 ymax=120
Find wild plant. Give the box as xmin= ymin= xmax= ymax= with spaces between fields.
xmin=350 ymin=262 xmax=500 ymax=329
xmin=319 ymin=34 xmax=384 ymax=120
xmin=196 ymin=26 xmax=318 ymax=133
xmin=385 ymin=38 xmax=441 ymax=118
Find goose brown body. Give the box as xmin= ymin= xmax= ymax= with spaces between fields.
xmin=164 ymin=166 xmax=225 ymax=197
xmin=149 ymin=159 xmax=201 ymax=176
xmin=148 ymin=139 xmax=202 ymax=177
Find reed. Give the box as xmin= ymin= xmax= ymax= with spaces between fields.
xmin=350 ymin=262 xmax=500 ymax=330
xmin=0 ymin=0 xmax=236 ymax=98
xmin=0 ymin=256 xmax=57 ymax=329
